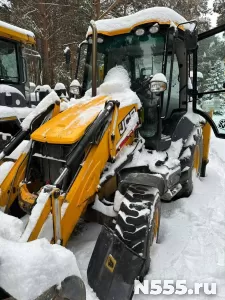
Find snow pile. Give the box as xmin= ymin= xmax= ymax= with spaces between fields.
xmin=0 ymin=237 xmax=81 ymax=300
xmin=100 ymin=139 xmax=144 ymax=185
xmin=54 ymin=82 xmax=66 ymax=91
xmin=0 ymin=161 xmax=14 ymax=184
xmin=0 ymin=20 xmax=34 ymax=38
xmin=70 ymin=66 xmax=141 ymax=109
xmin=98 ymin=66 xmax=141 ymax=109
xmin=0 ymin=131 xmax=11 ymax=141
xmin=64 ymin=46 xmax=70 ymax=54
xmin=150 ymin=73 xmax=167 ymax=84
xmin=70 ymin=79 xmax=81 ymax=87
xmin=0 ymin=84 xmax=24 ymax=97
xmin=40 ymin=84 xmax=51 ymax=93
xmin=126 ymin=139 xmax=183 ymax=175
xmin=61 ymin=66 xmax=141 ymax=130
xmin=180 ymin=147 xmax=191 ymax=160
xmin=87 ymin=7 xmax=189 ymax=36
xmin=76 ymin=104 xmax=104 ymax=125
xmin=20 ymin=188 xmax=50 ymax=242
xmin=60 ymin=100 xmax=70 ymax=111
xmin=0 ymin=211 xmax=24 ymax=241
xmin=114 ymin=190 xmax=125 ymax=212
xmin=100 ymin=65 xmax=131 ymax=93
xmin=6 ymin=140 xmax=30 ymax=160
xmin=0 ymin=106 xmax=32 ymax=119
xmin=185 ymin=102 xmax=203 ymax=125
xmin=92 ymin=195 xmax=117 ymax=217
xmin=21 ymin=91 xmax=60 ymax=130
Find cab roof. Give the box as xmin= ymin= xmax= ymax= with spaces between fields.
xmin=87 ymin=7 xmax=188 ymax=37
xmin=0 ymin=20 xmax=35 ymax=44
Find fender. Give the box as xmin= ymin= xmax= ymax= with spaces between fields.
xmin=119 ymin=171 xmax=166 ymax=196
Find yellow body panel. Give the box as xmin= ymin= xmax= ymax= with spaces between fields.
xmin=202 ymin=111 xmax=213 ymax=163
xmin=0 ymin=23 xmax=35 ymax=45
xmin=31 ymin=95 xmax=108 ymax=144
xmin=25 ymin=102 xmax=138 ymax=245
xmin=61 ymin=103 xmax=138 ymax=245
xmin=0 ymin=153 xmax=28 ymax=210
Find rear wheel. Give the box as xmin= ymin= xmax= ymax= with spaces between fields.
xmin=115 ymin=184 xmax=161 ymax=278
xmin=178 ymin=129 xmax=203 ymax=198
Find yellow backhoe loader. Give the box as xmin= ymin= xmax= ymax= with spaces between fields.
xmin=1 ymin=6 xmax=225 ymax=300
xmin=0 ymin=20 xmax=48 ymax=151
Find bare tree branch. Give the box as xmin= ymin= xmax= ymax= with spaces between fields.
xmin=99 ymin=0 xmax=123 ymax=19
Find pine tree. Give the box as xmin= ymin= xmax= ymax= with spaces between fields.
xmin=214 ymin=0 xmax=225 ymax=26
xmin=0 ymin=0 xmax=211 ymax=85
xmin=201 ymin=60 xmax=225 ymax=114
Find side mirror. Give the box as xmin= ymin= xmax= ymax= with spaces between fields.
xmin=70 ymin=79 xmax=81 ymax=97
xmin=150 ymin=73 xmax=167 ymax=93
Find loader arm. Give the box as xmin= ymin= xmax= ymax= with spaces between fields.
xmin=0 ymin=92 xmax=63 ymax=214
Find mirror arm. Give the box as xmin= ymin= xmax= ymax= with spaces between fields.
xmin=192 ymin=48 xmax=198 ymax=110
xmin=198 ymin=89 xmax=225 ymax=97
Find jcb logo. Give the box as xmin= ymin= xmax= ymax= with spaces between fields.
xmin=119 ymin=108 xmax=136 ymax=136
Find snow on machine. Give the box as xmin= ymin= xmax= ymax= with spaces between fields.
xmin=1 ymin=6 xmax=225 ymax=300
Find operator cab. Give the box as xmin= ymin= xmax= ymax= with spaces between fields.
xmin=76 ymin=9 xmax=197 ymax=151
xmin=0 ymin=21 xmax=42 ymax=108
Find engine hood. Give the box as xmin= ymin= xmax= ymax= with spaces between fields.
xmin=31 ymin=95 xmax=109 ymax=144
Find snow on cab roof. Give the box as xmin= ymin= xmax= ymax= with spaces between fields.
xmin=0 ymin=20 xmax=35 ymax=44
xmin=87 ymin=7 xmax=188 ymax=36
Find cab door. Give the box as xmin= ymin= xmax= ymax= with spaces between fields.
xmin=192 ymin=24 xmax=225 ymax=138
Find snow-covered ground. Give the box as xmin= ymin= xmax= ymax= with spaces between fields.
xmin=67 ymin=133 xmax=225 ymax=300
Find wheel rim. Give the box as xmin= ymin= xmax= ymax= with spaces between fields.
xmin=153 ymin=207 xmax=160 ymax=240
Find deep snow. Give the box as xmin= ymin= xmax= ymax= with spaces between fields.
xmin=67 ymin=133 xmax=225 ymax=300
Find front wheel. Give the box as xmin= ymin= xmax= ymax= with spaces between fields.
xmin=115 ymin=183 xmax=161 ymax=279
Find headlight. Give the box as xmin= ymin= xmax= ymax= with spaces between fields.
xmin=135 ymin=28 xmax=145 ymax=36
xmin=149 ymin=23 xmax=159 ymax=34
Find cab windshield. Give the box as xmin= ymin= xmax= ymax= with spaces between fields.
xmin=84 ymin=32 xmax=165 ymax=91
xmin=0 ymin=39 xmax=19 ymax=83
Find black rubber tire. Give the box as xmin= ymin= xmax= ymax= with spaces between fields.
xmin=115 ymin=184 xmax=160 ymax=277
xmin=177 ymin=128 xmax=203 ymax=198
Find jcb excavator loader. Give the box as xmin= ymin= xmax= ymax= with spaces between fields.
xmin=1 ymin=6 xmax=225 ymax=300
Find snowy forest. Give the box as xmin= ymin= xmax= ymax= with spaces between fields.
xmin=0 ymin=0 xmax=220 ymax=87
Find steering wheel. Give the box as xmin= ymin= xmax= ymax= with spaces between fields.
xmin=132 ymin=75 xmax=153 ymax=93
